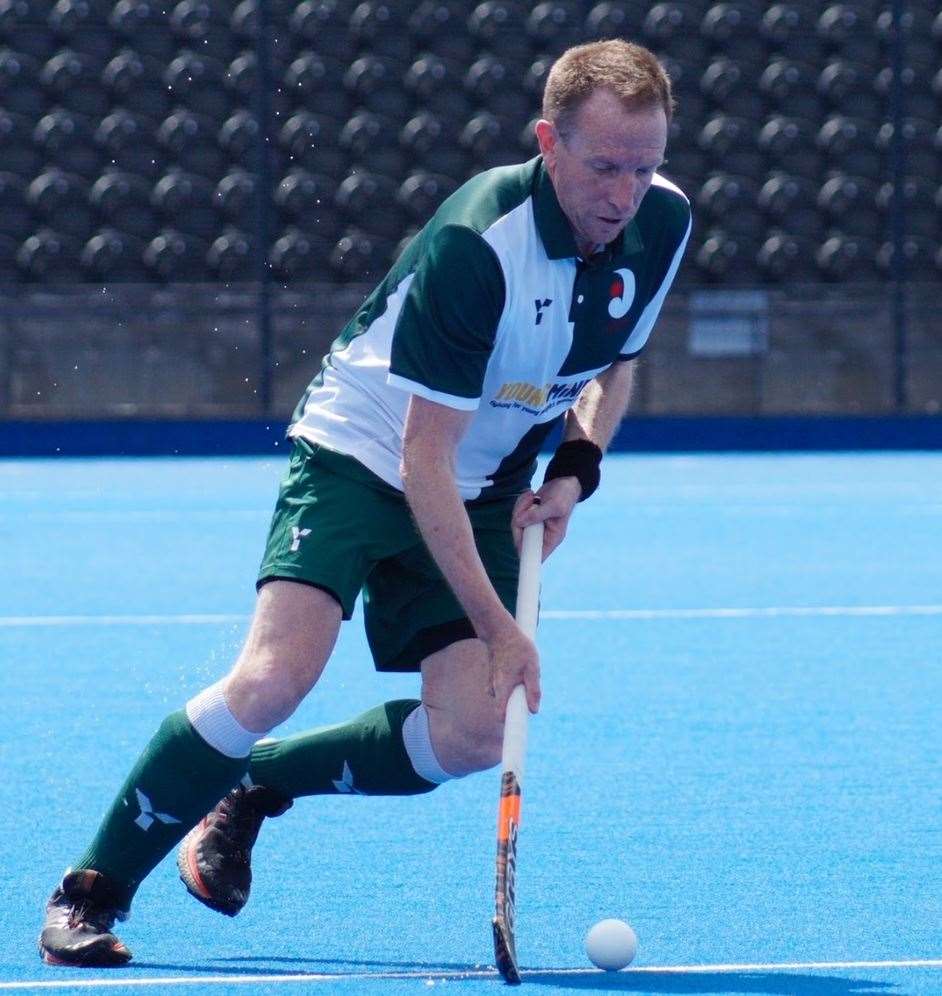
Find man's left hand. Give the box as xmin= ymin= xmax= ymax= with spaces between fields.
xmin=511 ymin=476 xmax=581 ymax=561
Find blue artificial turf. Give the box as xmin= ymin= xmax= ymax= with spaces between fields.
xmin=1 ymin=452 xmax=940 ymax=994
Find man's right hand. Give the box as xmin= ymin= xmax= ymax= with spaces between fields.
xmin=484 ymin=614 xmax=541 ymax=715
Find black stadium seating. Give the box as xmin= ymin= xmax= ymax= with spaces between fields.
xmin=0 ymin=0 xmax=936 ymax=284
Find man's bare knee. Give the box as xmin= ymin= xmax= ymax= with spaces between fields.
xmin=421 ymin=639 xmax=505 ymax=777
xmin=225 ymin=580 xmax=342 ymax=731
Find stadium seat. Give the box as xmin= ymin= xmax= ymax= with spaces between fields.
xmin=143 ymin=227 xmax=209 ymax=280
xmin=90 ymin=169 xmax=158 ymax=239
xmin=758 ymin=115 xmax=822 ymax=181
xmin=95 ymin=109 xmax=161 ymax=179
xmin=758 ymin=172 xmax=825 ymax=241
xmin=270 ymin=225 xmax=333 ymax=282
xmin=0 ymin=170 xmax=35 ymax=241
xmin=350 ymin=1 xmax=411 ymax=62
xmin=27 ymin=168 xmax=95 ymax=241
xmin=1 ymin=0 xmax=58 ymax=61
xmin=400 ymin=112 xmax=468 ymax=181
xmin=698 ymin=114 xmax=763 ymax=176
xmin=876 ymin=119 xmax=936 ymax=183
xmin=699 ymin=58 xmax=763 ymax=118
xmin=335 ymin=171 xmax=403 ymax=240
xmin=215 ymin=168 xmax=256 ymax=228
xmin=0 ymin=48 xmax=45 ymax=117
xmin=17 ymin=227 xmax=83 ymax=282
xmin=329 ymin=227 xmax=393 ymax=282
xmin=290 ymin=0 xmax=357 ymax=63
xmin=50 ymin=0 xmax=116 ymax=63
xmin=817 ymin=173 xmax=881 ymax=238
xmin=284 ymin=52 xmax=351 ymax=120
xmin=695 ymin=227 xmax=761 ymax=283
xmin=697 ymin=173 xmax=761 ymax=235
xmin=102 ymin=49 xmax=171 ymax=120
xmin=171 ymin=0 xmax=232 ymax=61
xmin=760 ymin=2 xmax=823 ymax=59
xmin=40 ymin=48 xmax=109 ymax=116
xmin=757 ymin=229 xmax=814 ymax=282
xmin=465 ymin=53 xmax=532 ymax=126
xmin=207 ymin=226 xmax=254 ymax=281
xmin=877 ymin=235 xmax=936 ymax=280
xmin=110 ymin=0 xmax=176 ymax=60
xmin=408 ymin=2 xmax=474 ymax=61
xmin=815 ymin=232 xmax=879 ymax=281
xmin=817 ymin=4 xmax=880 ymax=63
xmin=585 ymin=2 xmax=646 ymax=41
xmin=460 ymin=111 xmax=510 ymax=168
xmin=701 ymin=3 xmax=766 ymax=64
xmin=644 ymin=3 xmax=704 ymax=54
xmin=81 ymin=227 xmax=148 ymax=281
xmin=817 ymin=115 xmax=881 ymax=179
xmin=274 ymin=169 xmax=341 ymax=240
xmin=817 ymin=60 xmax=882 ymax=120
xmin=217 ymin=110 xmax=258 ymax=163
xmin=165 ymin=50 xmax=230 ymax=120
xmin=877 ymin=178 xmax=936 ymax=239
xmin=396 ymin=171 xmax=458 ymax=223
xmin=468 ymin=2 xmax=529 ymax=59
xmin=33 ymin=108 xmax=102 ymax=179
xmin=151 ymin=169 xmax=217 ymax=237
xmin=158 ymin=109 xmax=227 ymax=179
xmin=278 ymin=111 xmax=346 ymax=178
xmin=527 ymin=2 xmax=581 ymax=54
xmin=759 ymin=57 xmax=822 ymax=119
xmin=405 ymin=53 xmax=471 ymax=122
xmin=339 ymin=111 xmax=405 ymax=178
xmin=343 ymin=55 xmax=410 ymax=120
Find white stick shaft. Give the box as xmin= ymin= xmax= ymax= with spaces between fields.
xmin=500 ymin=521 xmax=543 ymax=783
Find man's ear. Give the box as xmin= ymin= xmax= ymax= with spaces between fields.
xmin=534 ymin=119 xmax=557 ymax=166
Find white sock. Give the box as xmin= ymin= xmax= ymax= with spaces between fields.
xmin=185 ymin=681 xmax=265 ymax=759
xmin=402 ymin=704 xmax=455 ymax=784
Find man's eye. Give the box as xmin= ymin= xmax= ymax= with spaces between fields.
xmin=593 ymin=163 xmax=615 ymax=175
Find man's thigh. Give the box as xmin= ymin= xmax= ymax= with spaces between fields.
xmin=364 ymin=495 xmax=520 ymax=672
xmin=258 ymin=439 xmax=416 ymax=618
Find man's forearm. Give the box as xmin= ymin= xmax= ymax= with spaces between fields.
xmin=401 ymin=450 xmax=512 ymax=641
xmin=563 ymin=360 xmax=636 ymax=450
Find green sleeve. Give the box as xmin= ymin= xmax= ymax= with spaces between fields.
xmin=388 ymin=223 xmax=505 ymax=409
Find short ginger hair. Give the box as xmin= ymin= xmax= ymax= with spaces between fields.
xmin=542 ymin=39 xmax=675 ymax=136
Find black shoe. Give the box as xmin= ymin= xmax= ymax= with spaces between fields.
xmin=177 ymin=783 xmax=292 ymax=917
xmin=39 ymin=869 xmax=132 ymax=967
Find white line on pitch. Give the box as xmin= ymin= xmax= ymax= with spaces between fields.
xmin=2 ymin=958 xmax=942 ymax=989
xmin=543 ymin=604 xmax=942 ymax=620
xmin=2 ymin=605 xmax=942 ymax=628
xmin=0 ymin=614 xmax=248 ymax=628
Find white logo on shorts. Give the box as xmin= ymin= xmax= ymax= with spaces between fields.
xmin=290 ymin=526 xmax=312 ymax=552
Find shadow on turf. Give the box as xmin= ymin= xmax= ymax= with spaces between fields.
xmin=132 ymin=958 xmax=896 ymax=994
xmin=525 ymin=972 xmax=895 ymax=994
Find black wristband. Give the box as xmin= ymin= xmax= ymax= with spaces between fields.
xmin=543 ymin=439 xmax=602 ymax=502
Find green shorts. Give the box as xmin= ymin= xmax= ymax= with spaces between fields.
xmin=258 ymin=438 xmax=521 ymax=672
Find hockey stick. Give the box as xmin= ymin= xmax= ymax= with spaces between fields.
xmin=492 ymin=520 xmax=543 ymax=985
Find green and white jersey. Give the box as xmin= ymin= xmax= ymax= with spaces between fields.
xmin=290 ymin=157 xmax=690 ymax=501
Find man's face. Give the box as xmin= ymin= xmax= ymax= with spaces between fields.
xmin=536 ymin=89 xmax=668 ymax=256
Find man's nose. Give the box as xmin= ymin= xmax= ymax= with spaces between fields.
xmin=608 ymin=173 xmax=639 ymax=213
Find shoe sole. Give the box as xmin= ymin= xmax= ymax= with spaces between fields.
xmin=177 ymin=828 xmax=243 ymax=918
xmin=39 ymin=940 xmax=132 ymax=967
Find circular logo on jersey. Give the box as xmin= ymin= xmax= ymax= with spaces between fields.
xmin=607 ymin=268 xmax=636 ymax=320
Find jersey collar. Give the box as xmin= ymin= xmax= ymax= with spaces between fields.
xmin=533 ymin=157 xmax=644 ymax=261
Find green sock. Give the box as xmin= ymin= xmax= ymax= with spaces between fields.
xmin=248 ymin=699 xmax=436 ymax=799
xmin=73 ymin=710 xmax=247 ymax=910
